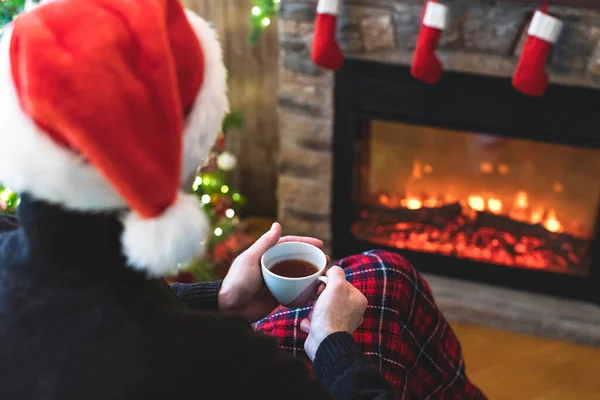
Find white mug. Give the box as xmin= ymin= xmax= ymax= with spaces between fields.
xmin=261 ymin=242 xmax=328 ymax=308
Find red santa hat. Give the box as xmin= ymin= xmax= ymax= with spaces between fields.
xmin=0 ymin=0 xmax=229 ymax=276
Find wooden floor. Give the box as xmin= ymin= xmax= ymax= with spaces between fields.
xmin=246 ymin=218 xmax=600 ymax=398
xmin=451 ymin=322 xmax=600 ymax=399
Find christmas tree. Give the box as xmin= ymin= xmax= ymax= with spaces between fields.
xmin=174 ymin=110 xmax=256 ymax=283
xmin=0 ymin=110 xmax=254 ymax=282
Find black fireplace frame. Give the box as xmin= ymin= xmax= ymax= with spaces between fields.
xmin=332 ymin=58 xmax=600 ymax=304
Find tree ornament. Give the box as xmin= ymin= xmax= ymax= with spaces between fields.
xmin=217 ymin=151 xmax=238 ymax=171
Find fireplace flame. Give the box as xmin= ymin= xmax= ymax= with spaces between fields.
xmin=358 ymin=188 xmax=589 ymax=275
xmin=531 ymin=208 xmax=544 ymax=224
xmin=412 ymin=160 xmax=422 ymax=179
xmin=515 ymin=191 xmax=528 ymax=209
xmin=488 ymin=198 xmax=502 ymax=214
xmin=403 ymin=198 xmax=422 ymax=210
xmin=468 ymin=195 xmax=485 ymax=211
xmin=379 ymin=189 xmax=574 ymax=238
xmin=543 ymin=209 xmax=562 ymax=233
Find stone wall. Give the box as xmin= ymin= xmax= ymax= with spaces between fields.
xmin=277 ymin=0 xmax=600 ymax=251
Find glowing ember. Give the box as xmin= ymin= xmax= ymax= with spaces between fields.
xmin=468 ymin=195 xmax=485 ymax=211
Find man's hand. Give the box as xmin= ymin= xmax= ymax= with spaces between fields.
xmin=218 ymin=222 xmax=326 ymax=323
xmin=300 ymin=266 xmax=367 ymax=361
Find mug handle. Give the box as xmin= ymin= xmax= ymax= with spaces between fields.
xmin=317 ymin=276 xmax=328 ymax=285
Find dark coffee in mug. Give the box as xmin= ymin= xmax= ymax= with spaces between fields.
xmin=269 ymin=259 xmax=319 ymax=278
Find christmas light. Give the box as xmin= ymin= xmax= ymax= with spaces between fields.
xmin=225 ymin=208 xmax=235 ymax=218
xmin=232 ymin=193 xmax=241 ymax=202
xmin=201 ymin=194 xmax=211 ymax=204
xmin=248 ymin=0 xmax=280 ymax=44
xmin=193 ymin=176 xmax=203 ymax=191
xmin=221 ymin=185 xmax=229 ymax=194
xmin=214 ymin=227 xmax=223 ymax=237
xmin=0 ymin=188 xmax=12 ymax=201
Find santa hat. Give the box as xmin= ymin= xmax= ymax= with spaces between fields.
xmin=0 ymin=0 xmax=229 ymax=276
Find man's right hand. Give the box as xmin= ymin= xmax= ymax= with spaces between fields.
xmin=300 ymin=266 xmax=368 ymax=361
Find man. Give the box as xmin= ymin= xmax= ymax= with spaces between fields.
xmin=0 ymin=1 xmax=484 ymax=398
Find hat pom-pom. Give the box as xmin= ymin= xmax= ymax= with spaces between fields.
xmin=121 ymin=193 xmax=209 ymax=276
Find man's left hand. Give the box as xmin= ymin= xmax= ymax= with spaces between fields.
xmin=217 ymin=222 xmax=326 ymax=323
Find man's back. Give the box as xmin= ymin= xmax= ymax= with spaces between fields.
xmin=0 ymin=218 xmax=326 ymax=400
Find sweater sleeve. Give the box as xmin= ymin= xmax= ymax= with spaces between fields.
xmin=210 ymin=316 xmax=397 ymax=399
xmin=163 ymin=310 xmax=397 ymax=400
xmin=313 ymin=332 xmax=397 ymax=398
xmin=169 ymin=280 xmax=222 ymax=312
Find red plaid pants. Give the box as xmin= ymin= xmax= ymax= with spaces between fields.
xmin=254 ymin=250 xmax=486 ymax=399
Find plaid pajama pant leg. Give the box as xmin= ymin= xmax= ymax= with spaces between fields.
xmin=254 ymin=250 xmax=486 ymax=399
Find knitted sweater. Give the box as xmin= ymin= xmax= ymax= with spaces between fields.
xmin=0 ymin=195 xmax=396 ymax=399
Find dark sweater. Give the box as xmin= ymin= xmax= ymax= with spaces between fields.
xmin=0 ymin=195 xmax=396 ymax=399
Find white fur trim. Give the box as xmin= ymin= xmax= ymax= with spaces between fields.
xmin=181 ymin=9 xmax=229 ymax=182
xmin=317 ymin=0 xmax=340 ymax=16
xmin=121 ymin=192 xmax=209 ymax=276
xmin=0 ymin=27 xmax=126 ymax=211
xmin=528 ymin=11 xmax=563 ymax=44
xmin=423 ymin=1 xmax=448 ymax=30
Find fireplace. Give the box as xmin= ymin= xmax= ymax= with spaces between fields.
xmin=276 ymin=0 xmax=600 ymax=307
xmin=332 ymin=60 xmax=600 ymax=303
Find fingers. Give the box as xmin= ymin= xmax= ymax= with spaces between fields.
xmin=300 ymin=318 xmax=311 ymax=333
xmin=278 ymin=235 xmax=324 ymax=249
xmin=325 ymin=266 xmax=347 ymax=285
xmin=251 ymin=222 xmax=282 ymax=254
xmin=316 ymin=282 xmax=326 ymax=296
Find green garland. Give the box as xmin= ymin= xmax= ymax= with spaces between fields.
xmin=249 ymin=0 xmax=280 ymax=44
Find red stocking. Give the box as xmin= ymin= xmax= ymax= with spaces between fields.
xmin=411 ymin=1 xmax=448 ymax=84
xmin=312 ymin=0 xmax=343 ymax=71
xmin=512 ymin=10 xmax=563 ymax=97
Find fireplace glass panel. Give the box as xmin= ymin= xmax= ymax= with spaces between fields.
xmin=352 ymin=120 xmax=600 ymax=276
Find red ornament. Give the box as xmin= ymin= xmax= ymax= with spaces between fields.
xmin=216 ymin=133 xmax=226 ymax=152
